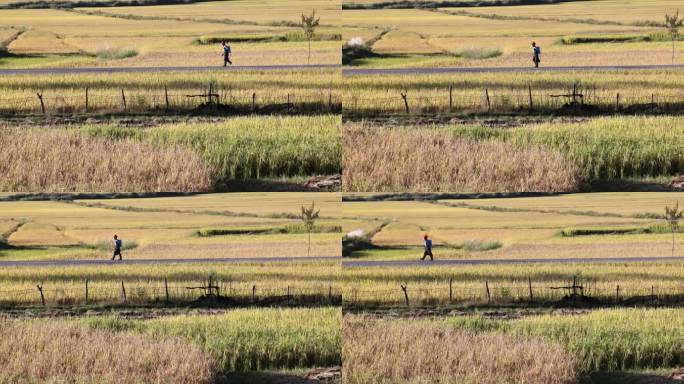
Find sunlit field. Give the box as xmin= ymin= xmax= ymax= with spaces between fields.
xmin=0 ymin=193 xmax=341 ymax=261
xmin=0 ymin=0 xmax=341 ymax=68
xmin=344 ymin=308 xmax=684 ymax=383
xmin=0 ymin=307 xmax=341 ymax=382
xmin=344 ymin=116 xmax=684 ymax=192
xmin=342 ymin=0 xmax=684 ymax=67
xmin=342 ymin=193 xmax=683 ymax=260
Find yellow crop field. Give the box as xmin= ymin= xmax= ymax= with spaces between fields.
xmin=342 ymin=193 xmax=683 ymax=260
xmin=0 ymin=193 xmax=342 ymax=261
xmin=0 ymin=0 xmax=341 ymax=67
xmin=342 ymin=1 xmax=684 ymax=67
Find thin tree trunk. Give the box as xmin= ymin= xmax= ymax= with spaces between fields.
xmin=308 ymin=230 xmax=311 ymax=256
xmin=673 ymin=38 xmax=676 ymax=65
xmin=673 ymin=229 xmax=676 ymax=257
xmin=308 ymin=38 xmax=311 ymax=65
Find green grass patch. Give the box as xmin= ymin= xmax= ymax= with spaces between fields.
xmin=455 ymin=48 xmax=502 ymax=60
xmin=442 ymin=116 xmax=684 ymax=181
xmin=80 ymin=115 xmax=341 ymax=180
xmin=194 ymin=224 xmax=341 ymax=237
xmin=559 ymin=224 xmax=683 ymax=237
xmin=559 ymin=32 xmax=682 ymax=45
xmin=194 ymin=32 xmax=341 ymax=45
xmin=93 ymin=47 xmax=138 ymax=60
xmin=439 ymin=308 xmax=684 ymax=372
xmin=81 ymin=307 xmax=341 ymax=372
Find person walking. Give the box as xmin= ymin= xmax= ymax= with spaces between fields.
xmin=221 ymin=41 xmax=232 ymax=66
xmin=420 ymin=234 xmax=434 ymax=261
xmin=111 ymin=234 xmax=123 ymax=261
xmin=532 ymin=41 xmax=541 ymax=68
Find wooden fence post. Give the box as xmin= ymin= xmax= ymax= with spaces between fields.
xmin=485 ymin=281 xmax=491 ymax=303
xmin=616 ymin=284 xmax=620 ymax=302
xmin=328 ymin=91 xmax=333 ymax=112
xmin=164 ymin=85 xmax=169 ymax=113
xmin=164 ymin=277 xmax=169 ymax=302
xmin=287 ymin=286 xmax=291 ymax=301
xmin=121 ymin=281 xmax=126 ymax=304
xmin=528 ymin=85 xmax=533 ymax=110
xmin=400 ymin=284 xmax=409 ymax=306
xmin=120 ymin=88 xmax=126 ymax=112
xmin=449 ymin=277 xmax=453 ymax=304
xmin=528 ymin=277 xmax=533 ymax=302
xmin=252 ymin=284 xmax=256 ymax=302
xmin=208 ymin=83 xmax=213 ymax=105
xmin=37 ymin=284 xmax=45 ymax=306
xmin=287 ymin=93 xmax=291 ymax=110
xmin=400 ymin=92 xmax=409 ymax=114
xmin=208 ymin=275 xmax=213 ymax=296
xmin=85 ymin=87 xmax=89 ymax=112
xmin=36 ymin=92 xmax=45 ymax=115
xmin=485 ymin=88 xmax=491 ymax=111
xmin=85 ymin=279 xmax=89 ymax=304
xmin=328 ymin=285 xmax=332 ymax=303
xmin=616 ymin=92 xmax=620 ymax=111
xmin=448 ymin=85 xmax=453 ymax=113
xmin=252 ymin=92 xmax=256 ymax=111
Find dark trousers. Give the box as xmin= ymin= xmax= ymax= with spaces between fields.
xmin=112 ymin=249 xmax=122 ymax=260
xmin=421 ymin=249 xmax=433 ymax=261
xmin=224 ymin=53 xmax=232 ymax=66
xmin=533 ymin=54 xmax=540 ymax=67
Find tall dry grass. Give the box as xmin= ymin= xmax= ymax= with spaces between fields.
xmin=343 ymin=125 xmax=582 ymax=192
xmin=0 ymin=321 xmax=213 ymax=384
xmin=343 ymin=317 xmax=577 ymax=384
xmin=0 ymin=129 xmax=212 ymax=192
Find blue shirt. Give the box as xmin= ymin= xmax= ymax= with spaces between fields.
xmin=114 ymin=239 xmax=122 ymax=249
xmin=425 ymin=239 xmax=432 ymax=250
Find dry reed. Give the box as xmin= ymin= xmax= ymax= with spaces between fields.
xmin=0 ymin=129 xmax=213 ymax=192
xmin=0 ymin=321 xmax=214 ymax=384
xmin=343 ymin=126 xmax=582 ymax=192
xmin=343 ymin=317 xmax=578 ymax=384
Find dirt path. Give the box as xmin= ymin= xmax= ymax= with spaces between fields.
xmin=343 ymin=64 xmax=684 ymax=76
xmin=0 ymin=64 xmax=339 ymax=76
xmin=0 ymin=256 xmax=339 ymax=267
xmin=344 ymin=256 xmax=684 ymax=267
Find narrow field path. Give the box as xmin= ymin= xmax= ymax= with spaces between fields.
xmin=344 ymin=256 xmax=684 ymax=267
xmin=344 ymin=64 xmax=684 ymax=76
xmin=0 ymin=64 xmax=340 ymax=75
xmin=0 ymin=256 xmax=339 ymax=267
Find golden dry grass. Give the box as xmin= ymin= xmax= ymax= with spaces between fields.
xmin=0 ymin=321 xmax=213 ymax=384
xmin=343 ymin=124 xmax=582 ymax=192
xmin=343 ymin=316 xmax=577 ymax=384
xmin=0 ymin=129 xmax=213 ymax=192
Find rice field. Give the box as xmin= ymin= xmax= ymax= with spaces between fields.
xmin=343 ymin=69 xmax=684 ymax=115
xmin=0 ymin=69 xmax=340 ymax=115
xmin=342 ymin=193 xmax=681 ymax=260
xmin=0 ymin=0 xmax=341 ymax=67
xmin=1 ymin=115 xmax=340 ymax=192
xmin=0 ymin=193 xmax=342 ymax=262
xmin=342 ymin=0 xmax=684 ymax=67
xmin=0 ymin=307 xmax=340 ymax=382
xmin=344 ymin=116 xmax=684 ymax=191
xmin=344 ymin=308 xmax=684 ymax=383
